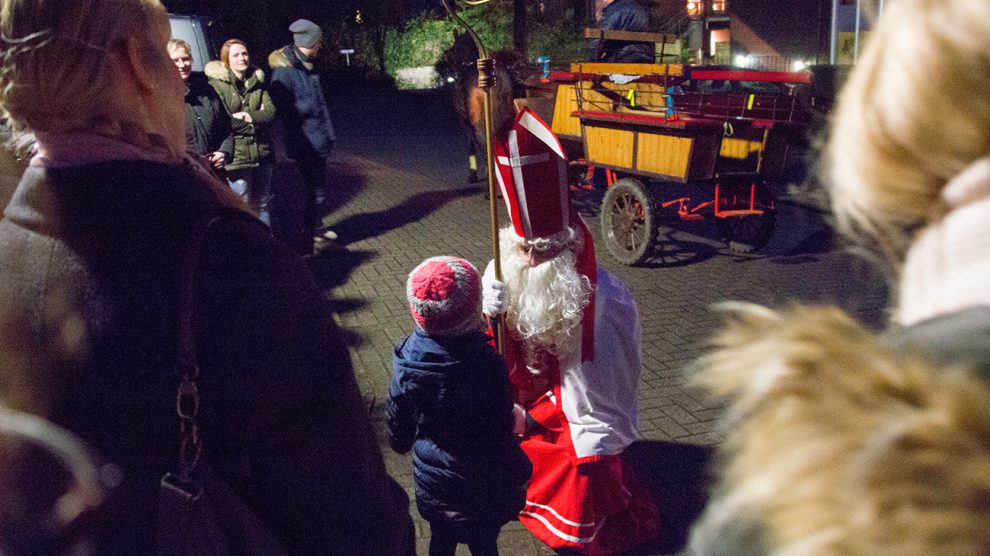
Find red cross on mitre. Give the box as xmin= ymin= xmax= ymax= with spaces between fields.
xmin=492 ymin=107 xmax=570 ymax=240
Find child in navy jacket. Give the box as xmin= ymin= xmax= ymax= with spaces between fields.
xmin=386 ymin=256 xmax=532 ymax=556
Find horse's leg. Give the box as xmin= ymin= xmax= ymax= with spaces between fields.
xmin=452 ymin=75 xmax=483 ymax=183
xmin=467 ymin=131 xmax=480 ymax=183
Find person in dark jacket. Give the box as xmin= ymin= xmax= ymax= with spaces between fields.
xmin=206 ymin=39 xmax=276 ymax=223
xmin=168 ymin=38 xmax=233 ymax=171
xmin=387 ymin=256 xmax=532 ymax=556
xmin=0 ymin=1 xmax=413 ymax=554
xmin=268 ymin=19 xmax=337 ymax=255
xmin=589 ymin=0 xmax=653 ymax=63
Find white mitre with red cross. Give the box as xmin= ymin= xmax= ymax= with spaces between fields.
xmin=492 ymin=107 xmax=570 ymax=240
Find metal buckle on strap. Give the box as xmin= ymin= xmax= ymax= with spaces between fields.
xmin=160 ymin=472 xmax=203 ymax=502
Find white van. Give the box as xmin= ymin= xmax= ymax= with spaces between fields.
xmin=168 ymin=14 xmax=216 ymax=71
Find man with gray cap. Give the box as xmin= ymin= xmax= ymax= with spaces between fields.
xmin=269 ymin=19 xmax=338 ymax=255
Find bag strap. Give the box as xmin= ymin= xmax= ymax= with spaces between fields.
xmin=163 ymin=211 xmax=251 ymax=499
xmin=175 ymin=214 xmax=223 ymax=481
xmin=159 ymin=212 xmax=290 ymax=553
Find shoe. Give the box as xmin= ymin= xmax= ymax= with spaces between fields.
xmin=319 ymin=229 xmax=338 ymax=241
xmin=313 ymin=235 xmax=346 ymax=255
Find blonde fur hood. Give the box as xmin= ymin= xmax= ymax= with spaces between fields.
xmin=688 ymin=303 xmax=990 ymax=555
xmin=204 ymin=60 xmax=265 ymax=84
xmin=267 ymin=48 xmax=292 ymax=69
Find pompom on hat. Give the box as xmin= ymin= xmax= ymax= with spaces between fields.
xmin=407 ymin=256 xmax=482 ymax=336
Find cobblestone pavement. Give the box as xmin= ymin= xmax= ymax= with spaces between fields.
xmin=295 ymin=83 xmax=889 ymax=555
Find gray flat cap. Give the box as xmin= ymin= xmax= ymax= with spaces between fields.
xmin=290 ymin=19 xmax=323 ymax=49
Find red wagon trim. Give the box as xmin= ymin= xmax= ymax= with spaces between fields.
xmin=688 ymin=70 xmax=811 ymax=84
xmin=573 ymin=110 xmax=722 ymax=130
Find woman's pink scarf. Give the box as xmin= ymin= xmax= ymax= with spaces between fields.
xmin=30 ymin=131 xmax=177 ymax=168
xmin=29 ymin=131 xmax=248 ymax=212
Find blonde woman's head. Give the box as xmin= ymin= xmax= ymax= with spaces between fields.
xmin=827 ymin=0 xmax=990 ymax=260
xmin=0 ymin=0 xmax=184 ymax=153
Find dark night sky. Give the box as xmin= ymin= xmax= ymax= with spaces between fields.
xmin=732 ymin=0 xmax=832 ymax=59
xmin=163 ymin=0 xmax=838 ymax=62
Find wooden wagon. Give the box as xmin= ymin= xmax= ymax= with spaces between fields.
xmin=521 ymin=61 xmax=813 ymax=265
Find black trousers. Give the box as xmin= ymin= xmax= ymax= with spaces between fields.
xmin=428 ymin=521 xmax=501 ymax=556
xmin=293 ymin=154 xmax=328 ymax=255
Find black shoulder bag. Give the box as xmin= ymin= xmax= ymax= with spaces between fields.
xmin=156 ymin=214 xmax=287 ymax=556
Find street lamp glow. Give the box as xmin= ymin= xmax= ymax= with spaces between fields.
xmin=791 ymin=59 xmax=808 ymax=71
xmin=734 ymin=54 xmax=751 ymax=68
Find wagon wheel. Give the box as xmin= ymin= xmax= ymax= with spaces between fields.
xmin=716 ymin=182 xmax=777 ymax=253
xmin=600 ymin=178 xmax=657 ymax=265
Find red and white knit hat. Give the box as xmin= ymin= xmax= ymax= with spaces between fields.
xmin=493 ymin=107 xmax=571 ymax=240
xmin=406 ymin=256 xmax=482 ymax=336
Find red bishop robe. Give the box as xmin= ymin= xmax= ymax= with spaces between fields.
xmin=488 ymin=265 xmax=661 ymax=555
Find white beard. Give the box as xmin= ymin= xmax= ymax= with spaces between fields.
xmin=501 ymin=232 xmax=593 ymax=362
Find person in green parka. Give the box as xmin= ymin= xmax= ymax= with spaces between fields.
xmin=206 ymin=39 xmax=276 ymax=224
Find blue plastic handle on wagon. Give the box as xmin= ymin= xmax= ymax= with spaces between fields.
xmin=537 ymin=55 xmax=551 ymax=79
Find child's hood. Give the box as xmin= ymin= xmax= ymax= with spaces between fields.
xmin=393 ymin=329 xmax=492 ymax=374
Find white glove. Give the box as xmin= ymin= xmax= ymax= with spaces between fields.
xmin=482 ymin=269 xmax=507 ymax=317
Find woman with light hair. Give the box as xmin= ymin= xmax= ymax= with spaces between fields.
xmin=167 ymin=37 xmax=233 ymax=173
xmin=0 ymin=0 xmax=412 ymax=553
xmin=686 ymin=0 xmax=990 ymax=553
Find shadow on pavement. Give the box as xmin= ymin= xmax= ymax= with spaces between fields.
xmin=623 ymin=440 xmax=713 ymax=555
xmin=332 ymin=186 xmax=482 ymax=246
xmin=323 ymin=160 xmax=368 ymax=216
xmin=637 ymin=237 xmax=720 ymax=269
xmin=305 ymin=249 xmax=377 ymax=350
xmin=305 ymin=247 xmax=375 ymax=291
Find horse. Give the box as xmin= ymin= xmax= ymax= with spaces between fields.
xmin=437 ymin=33 xmax=531 ymax=183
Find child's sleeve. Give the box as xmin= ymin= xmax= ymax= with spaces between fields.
xmin=385 ymin=366 xmax=418 ymax=454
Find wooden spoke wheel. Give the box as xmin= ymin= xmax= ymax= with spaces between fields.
xmin=600 ymin=178 xmax=657 ymax=265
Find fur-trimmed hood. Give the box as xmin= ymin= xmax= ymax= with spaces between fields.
xmin=204 ymin=60 xmax=265 ymax=85
xmin=687 ymin=303 xmax=990 ymax=555
xmin=268 ymin=47 xmax=293 ymax=69
xmin=267 ymin=45 xmax=317 ymax=73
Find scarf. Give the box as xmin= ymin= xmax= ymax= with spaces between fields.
xmin=898 ymin=156 xmax=990 ymax=325
xmin=30 ymin=131 xmax=247 ymax=212
xmin=31 ymin=131 xmax=177 ymax=168
xmin=293 ymin=46 xmax=316 ymax=72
